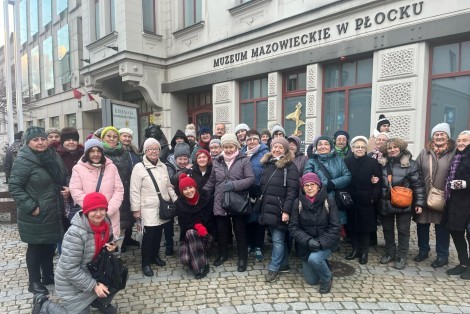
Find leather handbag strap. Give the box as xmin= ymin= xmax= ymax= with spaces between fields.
xmin=316 ymin=160 xmax=332 ymax=181
xmin=258 ymin=169 xmax=278 ymax=199
xmin=95 ymin=167 xmax=105 ymax=192
xmin=143 ymin=162 xmax=164 ymax=203
xmin=429 ymin=154 xmax=436 ymax=185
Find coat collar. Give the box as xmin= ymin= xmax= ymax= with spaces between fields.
xmin=260 ymin=150 xmax=295 ymax=168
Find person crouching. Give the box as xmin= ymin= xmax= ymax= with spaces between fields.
xmin=176 ymin=173 xmax=213 ymax=279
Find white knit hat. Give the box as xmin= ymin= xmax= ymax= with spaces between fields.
xmin=431 ymin=123 xmax=451 ymax=139
xmin=185 ymin=124 xmax=197 ymax=138
xmin=234 ymin=123 xmax=250 ymax=134
xmin=350 ymin=136 xmax=368 ymax=147
xmin=118 ymin=128 xmax=133 ymax=136
xmin=143 ymin=138 xmax=160 ymax=152
xmin=221 ymin=133 xmax=240 ymax=148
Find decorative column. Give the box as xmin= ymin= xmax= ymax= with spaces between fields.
xmin=305 ymin=63 xmax=322 ymax=145
xmin=267 ymin=72 xmax=283 ymax=130
xmin=213 ymin=81 xmax=239 ymax=133
xmin=372 ymin=43 xmax=429 ymax=155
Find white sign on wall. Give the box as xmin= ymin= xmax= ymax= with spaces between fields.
xmin=111 ymin=103 xmax=139 ymax=147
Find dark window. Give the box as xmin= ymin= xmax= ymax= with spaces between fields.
xmin=143 ymin=0 xmax=156 ymax=33
xmin=283 ymin=70 xmax=307 ymax=149
xmin=240 ymin=78 xmax=268 ymax=131
xmin=183 ymin=0 xmax=202 ymax=28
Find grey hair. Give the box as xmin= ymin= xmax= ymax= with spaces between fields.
xmin=459 ymin=130 xmax=470 ymax=136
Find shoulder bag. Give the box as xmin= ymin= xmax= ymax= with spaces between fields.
xmin=247 ymin=169 xmax=278 ymax=223
xmin=426 ymin=155 xmax=445 ymax=212
xmin=221 ymin=164 xmax=251 ymax=215
xmin=86 ymin=247 xmax=128 ymax=295
xmin=316 ymin=161 xmax=354 ymax=211
xmin=68 ymin=166 xmax=105 ymax=222
xmin=144 ymin=163 xmax=175 ymax=220
xmin=387 ymin=164 xmax=413 ymax=208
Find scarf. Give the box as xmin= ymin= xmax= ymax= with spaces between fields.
xmin=89 ymin=219 xmax=110 ymax=260
xmin=445 ymin=152 xmax=462 ymax=200
xmin=102 ymin=142 xmax=123 ymax=152
xmin=185 ymin=190 xmax=200 ymax=205
xmin=223 ymin=150 xmax=239 ymax=170
xmin=370 ymin=147 xmax=383 ymax=160
xmin=305 ymin=194 xmax=317 ymax=203
xmin=334 ymin=146 xmax=349 ymax=158
xmin=34 ymin=148 xmax=66 ymax=186
xmin=432 ymin=142 xmax=449 ymax=159
xmin=245 ymin=144 xmax=260 ymax=158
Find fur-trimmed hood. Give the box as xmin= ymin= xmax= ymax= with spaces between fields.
xmin=378 ymin=150 xmax=412 ymax=167
xmin=425 ymin=139 xmax=456 ymax=153
xmin=260 ymin=150 xmax=295 ymax=168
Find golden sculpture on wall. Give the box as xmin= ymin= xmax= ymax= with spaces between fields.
xmin=285 ymin=102 xmax=305 ymax=136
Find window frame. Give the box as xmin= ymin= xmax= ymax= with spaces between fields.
xmin=321 ymin=58 xmax=373 ymax=135
xmin=142 ymin=0 xmax=156 ymax=34
xmin=239 ymin=77 xmax=269 ymax=131
xmin=282 ymin=69 xmax=307 ymax=142
xmin=183 ymin=0 xmax=202 ymax=28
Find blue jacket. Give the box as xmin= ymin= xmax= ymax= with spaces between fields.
xmin=304 ymin=151 xmax=351 ymax=191
xmin=242 ymin=143 xmax=269 ymax=187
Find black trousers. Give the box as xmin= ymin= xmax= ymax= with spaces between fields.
xmin=26 ymin=244 xmax=55 ymax=283
xmin=216 ymin=215 xmax=247 ymax=261
xmin=141 ymin=224 xmax=165 ymax=267
xmin=163 ymin=218 xmax=174 ymax=251
xmin=351 ymin=231 xmax=371 ymax=254
xmin=449 ymin=230 xmax=470 ymax=266
xmin=381 ymin=212 xmax=413 ymax=258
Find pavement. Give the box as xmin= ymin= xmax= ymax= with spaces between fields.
xmin=1 ymin=173 xmax=470 ymax=313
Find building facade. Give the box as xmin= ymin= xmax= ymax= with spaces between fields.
xmin=4 ymin=0 xmax=470 ymax=154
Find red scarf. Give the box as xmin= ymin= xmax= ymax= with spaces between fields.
xmin=89 ymin=219 xmax=110 ymax=260
xmin=186 ymin=190 xmax=200 ymax=205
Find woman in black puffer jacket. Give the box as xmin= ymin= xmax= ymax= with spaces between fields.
xmin=378 ymin=138 xmax=425 ymax=270
xmin=259 ymin=138 xmax=299 ymax=283
xmin=289 ymin=173 xmax=340 ymax=294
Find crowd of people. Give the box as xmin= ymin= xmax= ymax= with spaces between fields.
xmin=6 ymin=118 xmax=470 ymax=313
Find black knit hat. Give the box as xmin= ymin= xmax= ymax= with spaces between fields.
xmin=60 ymin=127 xmax=80 ymax=144
xmin=333 ymin=130 xmax=350 ymax=141
xmin=23 ymin=126 xmax=47 ymax=144
xmin=314 ymin=135 xmax=333 ymax=148
xmin=377 ymin=114 xmax=390 ymax=131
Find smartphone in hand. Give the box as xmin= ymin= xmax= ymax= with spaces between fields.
xmin=108 ymin=236 xmax=125 ymax=244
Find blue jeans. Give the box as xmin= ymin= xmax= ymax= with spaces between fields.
xmin=268 ymin=226 xmax=289 ymax=272
xmin=301 ymin=249 xmax=332 ymax=285
xmin=416 ymin=223 xmax=450 ymax=259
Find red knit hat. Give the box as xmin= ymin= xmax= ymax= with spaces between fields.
xmin=82 ymin=192 xmax=108 ymax=215
xmin=179 ymin=173 xmax=197 ymax=194
xmin=195 ymin=149 xmax=211 ymax=164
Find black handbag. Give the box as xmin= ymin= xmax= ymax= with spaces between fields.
xmin=316 ymin=161 xmax=354 ymax=211
xmin=144 ymin=164 xmax=176 ymax=220
xmin=87 ymin=247 xmax=128 ymax=294
xmin=68 ymin=167 xmax=105 ymax=222
xmin=221 ymin=165 xmax=251 ymax=215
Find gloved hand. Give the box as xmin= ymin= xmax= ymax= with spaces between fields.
xmin=450 ymin=180 xmax=467 ymax=190
xmin=326 ymin=181 xmax=335 ymax=193
xmin=307 ymin=238 xmax=321 ymax=252
xmin=194 ymin=223 xmax=208 ymax=237
xmin=224 ymin=181 xmax=235 ymax=192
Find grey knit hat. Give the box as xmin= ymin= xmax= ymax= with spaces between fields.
xmin=174 ymin=142 xmax=191 ymax=159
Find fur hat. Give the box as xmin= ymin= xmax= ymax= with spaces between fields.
xmin=100 ymin=126 xmax=119 ymax=139
xmin=45 ymin=127 xmax=60 ymax=136
xmin=24 ymin=126 xmax=48 ymax=144
xmin=178 ymin=173 xmax=198 ymax=194
xmin=221 ymin=133 xmax=240 ymax=148
xmin=271 ymin=137 xmax=290 ymax=153
xmin=300 ymin=173 xmax=322 ymax=188
xmin=431 ymin=123 xmax=451 ymax=139
xmin=198 ymin=126 xmax=211 ymax=136
xmin=185 ymin=124 xmax=197 ymax=138
xmin=82 ymin=192 xmax=108 ymax=215
xmin=271 ymin=124 xmax=286 ymax=136
xmin=143 ymin=138 xmax=160 ymax=152
xmin=377 ymin=114 xmax=390 ymax=131
xmin=350 ymin=136 xmax=368 ymax=147
xmin=119 ymin=128 xmax=133 ymax=136
xmin=60 ymin=127 xmax=80 ymax=144
xmin=234 ymin=123 xmax=250 ymax=134
xmin=174 ymin=142 xmax=191 ymax=159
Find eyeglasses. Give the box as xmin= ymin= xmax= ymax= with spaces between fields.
xmin=147 ymin=148 xmax=160 ymax=152
xmin=246 ymin=137 xmax=259 ymax=142
xmin=304 ymin=183 xmax=318 ymax=189
xmin=354 ymin=146 xmax=367 ymax=150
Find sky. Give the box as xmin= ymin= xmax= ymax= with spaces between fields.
xmin=0 ymin=1 xmax=14 ymax=48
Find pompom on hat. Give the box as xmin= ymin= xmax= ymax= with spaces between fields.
xmin=376 ymin=114 xmax=390 ymax=131
xmin=82 ymin=192 xmax=108 ymax=215
xmin=185 ymin=124 xmax=197 ymax=138
xmin=178 ymin=173 xmax=198 ymax=194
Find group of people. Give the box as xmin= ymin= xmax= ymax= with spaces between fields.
xmin=6 ymin=117 xmax=470 ymax=313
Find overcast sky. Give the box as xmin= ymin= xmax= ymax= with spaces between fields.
xmin=0 ymin=2 xmax=14 ymax=48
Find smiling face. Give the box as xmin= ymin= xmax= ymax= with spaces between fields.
xmin=387 ymin=142 xmax=401 ymax=157
xmin=209 ymin=143 xmax=222 ymax=157
xmin=271 ymin=143 xmax=285 ymax=158
xmin=87 ymin=208 xmax=107 ymax=226
xmin=261 ymin=134 xmax=270 ymax=144
xmin=316 ymin=140 xmax=331 ymax=154
xmin=145 ymin=144 xmax=160 ymax=161
xmin=28 ymin=137 xmax=48 ymax=152
xmin=288 ymin=141 xmax=298 ymax=154
xmin=176 ymin=156 xmax=190 ymax=168
xmin=236 ymin=129 xmax=247 ymax=142
xmin=63 ymin=138 xmax=78 ymax=152
xmin=182 ymin=186 xmax=197 ymax=199
xmin=457 ymin=133 xmax=470 ymax=152
xmin=335 ymin=135 xmax=348 ymax=149
xmin=223 ymin=143 xmax=238 ymax=156
xmin=88 ymin=147 xmax=103 ymax=163
xmin=433 ymin=131 xmax=449 ymax=147
xmin=120 ymin=133 xmax=133 ymax=146
xmin=376 ymin=134 xmax=388 ymax=149
xmin=47 ymin=133 xmax=60 ymax=145
xmin=200 ymin=133 xmax=212 ymax=143
xmin=246 ymin=135 xmax=260 ymax=150
xmin=303 ymin=182 xmax=320 ymax=198
xmin=103 ymin=130 xmax=119 ymax=147
xmin=352 ymin=140 xmax=367 ymax=158
xmin=196 ymin=153 xmax=209 ymax=167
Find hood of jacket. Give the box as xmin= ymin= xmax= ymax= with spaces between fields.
xmin=260 ymin=150 xmax=295 ymax=168
xmin=171 ymin=130 xmax=189 ymax=148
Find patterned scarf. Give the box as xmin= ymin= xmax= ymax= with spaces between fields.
xmin=334 ymin=146 xmax=349 ymax=158
xmin=245 ymin=144 xmax=260 ymax=158
xmin=445 ymin=153 xmax=462 ymax=200
xmin=370 ymin=147 xmax=383 ymax=160
xmin=89 ymin=219 xmax=110 ymax=260
xmin=432 ymin=142 xmax=448 ymax=159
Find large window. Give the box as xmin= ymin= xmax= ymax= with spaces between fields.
xmin=30 ymin=0 xmax=38 ymax=37
xmin=110 ymin=0 xmax=116 ymax=32
xmin=50 ymin=116 xmax=60 ymax=128
xmin=66 ymin=114 xmax=76 ymax=128
xmin=57 ymin=25 xmax=71 ymax=88
xmin=31 ymin=46 xmax=40 ymax=95
xmin=283 ymin=71 xmax=307 ymax=148
xmin=323 ymin=58 xmax=373 ymax=138
xmin=42 ymin=0 xmax=52 ymax=26
xmin=143 ymin=0 xmax=156 ymax=33
xmin=429 ymin=41 xmax=470 ymax=138
xmin=43 ymin=37 xmax=54 ymax=91
xmin=20 ymin=0 xmax=27 ymax=44
xmin=57 ymin=0 xmax=67 ymax=15
xmin=183 ymin=0 xmax=202 ymax=28
xmin=240 ymin=78 xmax=268 ymax=131
xmin=21 ymin=54 xmax=29 ymax=97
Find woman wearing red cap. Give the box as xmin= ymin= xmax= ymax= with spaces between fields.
xmin=175 ymin=173 xmax=213 ymax=279
xmin=32 ymin=192 xmax=119 ymax=314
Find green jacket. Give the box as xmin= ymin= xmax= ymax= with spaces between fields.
xmin=9 ymin=146 xmax=66 ymax=244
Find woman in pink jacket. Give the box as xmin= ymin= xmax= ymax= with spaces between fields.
xmin=69 ymin=139 xmax=124 ymax=238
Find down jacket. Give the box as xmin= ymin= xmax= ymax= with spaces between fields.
xmin=378 ymin=152 xmax=426 ymax=216
xmin=130 ymin=156 xmax=178 ymax=226
xmin=9 ymin=146 xmax=67 ymax=244
xmin=415 ymin=140 xmax=455 ymax=224
xmin=55 ymin=212 xmax=112 ymax=313
xmin=69 ymin=158 xmax=124 ymax=238
xmin=304 ymin=151 xmax=351 ymax=191
xmin=442 ymin=144 xmax=470 ymax=231
xmin=203 ymin=152 xmax=255 ymax=216
xmin=258 ymin=151 xmax=299 ymax=229
xmin=289 ymin=187 xmax=340 ymax=260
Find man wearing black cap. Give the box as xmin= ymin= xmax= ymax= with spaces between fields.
xmin=3 ymin=131 xmax=23 ymax=184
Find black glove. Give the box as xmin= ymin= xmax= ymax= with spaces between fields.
xmin=326 ymin=181 xmax=335 ymax=193
xmin=307 ymin=238 xmax=321 ymax=252
xmin=224 ymin=181 xmax=235 ymax=192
